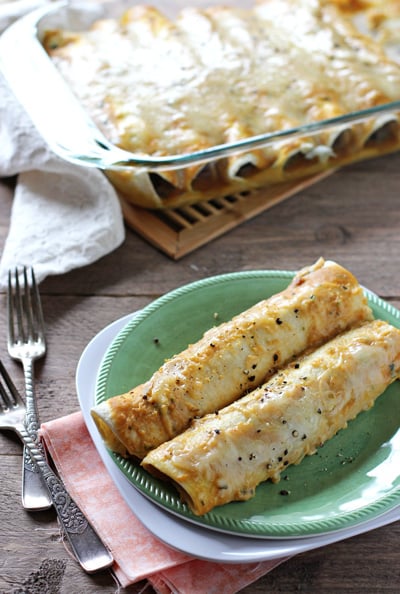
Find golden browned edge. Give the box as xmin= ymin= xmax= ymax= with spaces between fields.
xmin=111 ymin=138 xmax=400 ymax=210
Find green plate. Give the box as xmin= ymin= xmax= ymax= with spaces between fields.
xmin=95 ymin=271 xmax=400 ymax=538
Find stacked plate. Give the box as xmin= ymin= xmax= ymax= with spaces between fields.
xmin=76 ymin=272 xmax=400 ymax=562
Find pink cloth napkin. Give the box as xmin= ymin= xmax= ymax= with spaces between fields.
xmin=40 ymin=411 xmax=289 ymax=593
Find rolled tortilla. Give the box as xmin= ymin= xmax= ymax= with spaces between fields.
xmin=255 ymin=0 xmax=400 ymax=147
xmin=42 ymin=1 xmax=400 ymax=208
xmin=143 ymin=319 xmax=400 ymax=515
xmin=91 ymin=258 xmax=373 ymax=458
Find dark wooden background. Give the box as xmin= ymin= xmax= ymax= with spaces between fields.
xmin=0 ymin=151 xmax=399 ymax=592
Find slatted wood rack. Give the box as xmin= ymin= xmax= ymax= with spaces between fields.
xmin=119 ymin=171 xmax=333 ymax=258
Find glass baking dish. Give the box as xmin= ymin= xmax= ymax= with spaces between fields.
xmin=1 ymin=0 xmax=400 ymax=209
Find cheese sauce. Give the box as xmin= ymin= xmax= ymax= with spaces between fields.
xmin=43 ymin=0 xmax=400 ymax=200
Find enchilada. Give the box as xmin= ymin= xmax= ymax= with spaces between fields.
xmin=143 ymin=319 xmax=400 ymax=515
xmin=91 ymin=258 xmax=372 ymax=459
xmin=42 ymin=1 xmax=400 ymax=208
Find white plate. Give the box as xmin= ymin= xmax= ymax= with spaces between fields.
xmin=76 ymin=313 xmax=400 ymax=563
xmin=95 ymin=274 xmax=400 ymax=538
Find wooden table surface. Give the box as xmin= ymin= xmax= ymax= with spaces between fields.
xmin=0 ymin=152 xmax=400 ymax=593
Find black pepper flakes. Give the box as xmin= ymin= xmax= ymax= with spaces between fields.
xmin=276 ymin=318 xmax=283 ymax=325
xmin=280 ymin=489 xmax=290 ymax=496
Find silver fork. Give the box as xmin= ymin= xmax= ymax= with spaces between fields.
xmin=7 ymin=266 xmax=52 ymax=510
xmin=0 ymin=359 xmax=114 ymax=573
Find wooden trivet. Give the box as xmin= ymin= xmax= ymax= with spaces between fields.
xmin=119 ymin=171 xmax=333 ymax=259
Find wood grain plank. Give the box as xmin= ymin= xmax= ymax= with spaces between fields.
xmin=1 ymin=149 xmax=400 ymax=593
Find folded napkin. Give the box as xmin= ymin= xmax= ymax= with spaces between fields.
xmin=40 ymin=412 xmax=289 ymax=593
xmin=0 ymin=71 xmax=125 ymax=289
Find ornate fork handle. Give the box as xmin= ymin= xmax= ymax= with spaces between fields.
xmin=22 ymin=358 xmax=38 ymax=435
xmin=22 ymin=357 xmax=42 ymax=470
xmin=20 ymin=357 xmax=53 ymax=509
xmin=7 ymin=266 xmax=52 ymax=510
xmin=18 ymin=423 xmax=113 ymax=573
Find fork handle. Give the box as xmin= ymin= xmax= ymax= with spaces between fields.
xmin=17 ymin=423 xmax=114 ymax=573
xmin=21 ymin=358 xmax=53 ymax=510
xmin=22 ymin=442 xmax=54 ymax=510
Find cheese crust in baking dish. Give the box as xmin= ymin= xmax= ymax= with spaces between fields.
xmin=142 ymin=319 xmax=400 ymax=515
xmin=91 ymin=258 xmax=373 ymax=459
xmin=42 ymin=0 xmax=400 ymax=208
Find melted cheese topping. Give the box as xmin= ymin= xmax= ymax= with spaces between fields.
xmin=142 ymin=319 xmax=400 ymax=515
xmin=42 ymin=1 xmax=400 ymax=207
xmin=329 ymin=0 xmax=400 ymax=60
xmin=91 ymin=258 xmax=373 ymax=459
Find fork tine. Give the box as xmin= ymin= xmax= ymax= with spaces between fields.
xmin=8 ymin=267 xmax=26 ymax=345
xmin=7 ymin=269 xmax=16 ymax=346
xmin=7 ymin=267 xmax=45 ymax=346
xmin=29 ymin=267 xmax=45 ymax=343
xmin=0 ymin=370 xmax=10 ymax=409
xmin=0 ymin=360 xmax=21 ymax=408
xmin=22 ymin=267 xmax=34 ymax=342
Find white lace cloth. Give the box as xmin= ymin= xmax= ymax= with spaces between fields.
xmin=0 ymin=9 xmax=125 ymax=288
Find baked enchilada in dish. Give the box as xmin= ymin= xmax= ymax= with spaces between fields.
xmin=42 ymin=0 xmax=400 ymax=208
xmin=91 ymin=258 xmax=373 ymax=459
xmin=142 ymin=319 xmax=400 ymax=515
